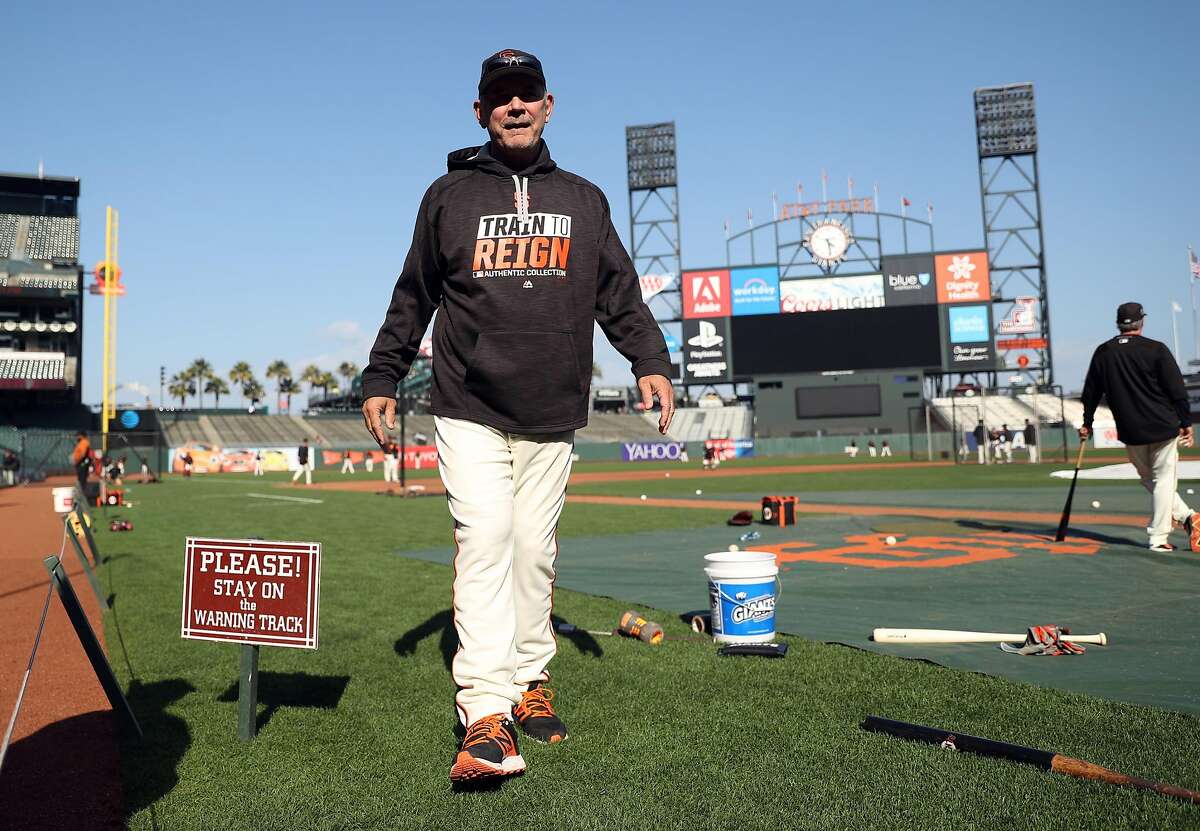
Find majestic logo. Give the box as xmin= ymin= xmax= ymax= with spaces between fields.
xmin=687 ymin=320 xmax=724 ymax=349
xmin=472 ymin=212 xmax=571 ymax=282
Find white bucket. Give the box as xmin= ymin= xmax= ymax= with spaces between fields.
xmin=704 ymin=551 xmax=779 ymax=643
xmin=52 ymin=486 xmax=75 ymax=514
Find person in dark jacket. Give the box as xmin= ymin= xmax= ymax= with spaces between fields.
xmin=1081 ymin=302 xmax=1197 ymax=551
xmin=972 ymin=420 xmax=987 ymax=465
xmin=1023 ymin=418 xmax=1038 ymax=464
xmin=361 ymin=49 xmax=674 ymax=785
xmin=291 ymin=438 xmax=311 ymax=486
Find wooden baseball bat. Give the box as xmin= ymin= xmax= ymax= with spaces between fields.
xmin=1055 ymin=440 xmax=1088 ymax=542
xmin=872 ymin=628 xmax=1107 ymax=645
xmin=862 ymin=716 xmax=1200 ymax=804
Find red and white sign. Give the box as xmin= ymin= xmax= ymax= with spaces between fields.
xmin=639 ymin=272 xmax=675 ymax=302
xmin=182 ymin=537 xmax=321 ymax=649
xmin=935 ymin=251 xmax=990 ymax=303
xmin=997 ymin=296 xmax=1038 ymax=334
xmin=995 ymin=336 xmax=1048 ymax=350
xmin=682 ymin=269 xmax=731 ymax=318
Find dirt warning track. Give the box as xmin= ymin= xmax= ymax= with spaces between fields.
xmin=301 ymin=460 xmax=952 ymax=495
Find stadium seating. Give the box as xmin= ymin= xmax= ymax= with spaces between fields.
xmin=576 ymin=413 xmax=663 ymax=443
xmin=656 ymin=407 xmax=753 ymax=442
xmin=0 ymin=352 xmax=65 ymax=388
xmin=161 ymin=416 xmax=211 ymax=446
xmin=0 ymin=213 xmax=79 ymax=261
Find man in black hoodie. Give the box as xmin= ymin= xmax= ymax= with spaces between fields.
xmin=361 ymin=49 xmax=674 ymax=785
xmin=1081 ymin=302 xmax=1198 ymax=552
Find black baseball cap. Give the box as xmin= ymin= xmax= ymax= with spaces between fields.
xmin=1116 ymin=302 xmax=1145 ymax=325
xmin=478 ymin=49 xmax=546 ymax=96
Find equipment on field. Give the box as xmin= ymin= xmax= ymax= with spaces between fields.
xmin=871 ymin=627 xmax=1107 ymax=646
xmin=108 ymin=519 xmax=133 ymax=532
xmin=704 ymin=551 xmax=778 ymax=643
xmin=102 ymin=488 xmax=123 ymax=507
xmin=726 ymin=510 xmax=753 ymax=526
xmin=618 ymin=610 xmax=664 ymax=644
xmin=718 ymin=642 xmax=788 ymax=659
xmin=761 ymin=496 xmax=797 ymax=526
xmin=683 ymin=610 xmax=712 ymax=633
xmin=861 ymin=716 xmax=1200 ymax=805
xmin=999 ymin=625 xmax=1087 ymax=655
xmin=1054 ymin=441 xmax=1087 ymax=541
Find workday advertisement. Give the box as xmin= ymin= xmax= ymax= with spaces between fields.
xmin=729 ymin=266 xmax=781 ymax=316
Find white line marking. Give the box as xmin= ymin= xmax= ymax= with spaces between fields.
xmin=246 ymin=493 xmax=325 ymax=504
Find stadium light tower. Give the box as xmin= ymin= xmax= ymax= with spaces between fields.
xmin=974 ymin=83 xmax=1052 ymax=386
xmin=625 ymin=123 xmax=681 ymax=378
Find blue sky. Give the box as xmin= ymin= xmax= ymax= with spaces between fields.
xmin=6 ymin=1 xmax=1198 ymax=408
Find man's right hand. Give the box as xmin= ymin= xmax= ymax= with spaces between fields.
xmin=1078 ymin=425 xmax=1091 ymax=441
xmin=1181 ymin=426 xmax=1195 ymax=448
xmin=362 ymin=396 xmax=397 ymax=446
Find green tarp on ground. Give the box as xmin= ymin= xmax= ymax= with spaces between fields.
xmin=398 ymin=484 xmax=1200 ymax=715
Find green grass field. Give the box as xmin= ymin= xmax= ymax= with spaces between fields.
xmin=98 ymin=461 xmax=1200 ymax=830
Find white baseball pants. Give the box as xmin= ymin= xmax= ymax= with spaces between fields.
xmin=1126 ymin=438 xmax=1193 ymax=547
xmin=435 ymin=415 xmax=574 ymax=726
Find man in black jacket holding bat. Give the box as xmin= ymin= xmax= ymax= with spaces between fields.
xmin=1080 ymin=302 xmax=1199 ymax=551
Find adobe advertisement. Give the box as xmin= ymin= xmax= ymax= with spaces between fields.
xmin=681 ymin=269 xmax=731 ymax=318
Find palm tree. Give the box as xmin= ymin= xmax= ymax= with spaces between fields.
xmin=300 ymin=364 xmax=323 ymax=396
xmin=168 ymin=374 xmax=195 ymax=408
xmin=205 ymin=377 xmax=230 ymax=408
xmin=244 ymin=379 xmax=265 ymax=409
xmin=338 ymin=361 xmax=359 ymax=391
xmin=278 ymin=378 xmax=299 ymax=412
xmin=265 ymin=360 xmax=291 ymax=407
xmin=229 ymin=361 xmax=254 ymax=407
xmin=317 ymin=371 xmax=337 ymax=399
xmin=188 ymin=358 xmax=214 ymax=409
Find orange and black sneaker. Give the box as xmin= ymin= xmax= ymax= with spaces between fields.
xmin=514 ymin=682 xmax=568 ymax=744
xmin=1186 ymin=513 xmax=1200 ymax=552
xmin=450 ymin=714 xmax=525 ymax=784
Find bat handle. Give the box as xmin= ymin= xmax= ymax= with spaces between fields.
xmin=1075 ymin=438 xmax=1087 ymax=469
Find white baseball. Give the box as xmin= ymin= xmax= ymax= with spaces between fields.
xmin=729 ymin=544 xmax=739 ymax=552
xmin=640 ymin=494 xmax=647 ymax=501
xmin=1091 ymin=500 xmax=1100 ymax=509
xmin=695 ymin=489 xmax=703 ymax=495
xmin=1189 ymin=489 xmax=1195 ymax=495
xmin=885 ymin=535 xmax=897 ymax=546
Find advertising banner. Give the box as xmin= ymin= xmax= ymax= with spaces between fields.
xmin=681 ymin=269 xmax=731 ymax=318
xmin=182 ymin=537 xmax=321 ymax=649
xmin=880 ymin=254 xmax=937 ymax=307
xmin=621 ymin=441 xmax=687 ymax=462
xmin=935 ymin=251 xmax=990 ymax=303
xmin=780 ymin=274 xmax=884 ymax=313
xmin=996 ymin=336 xmax=1048 ymax=350
xmin=729 ymin=265 xmax=781 ymax=316
xmin=639 ymin=272 xmax=675 ymax=302
xmin=704 ymin=438 xmax=755 ymax=460
xmin=681 ymin=318 xmax=732 ymax=382
xmin=943 ymin=304 xmax=995 ymax=369
xmin=996 ymin=297 xmax=1039 ymax=334
xmin=169 ymin=445 xmax=299 ymax=474
xmin=1091 ymin=422 xmax=1124 ymax=449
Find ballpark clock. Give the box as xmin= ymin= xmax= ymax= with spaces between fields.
xmin=803 ymin=220 xmax=853 ymax=270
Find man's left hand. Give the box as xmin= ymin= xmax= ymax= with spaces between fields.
xmin=1181 ymin=426 xmax=1194 ymax=448
xmin=638 ymin=374 xmax=675 ymax=435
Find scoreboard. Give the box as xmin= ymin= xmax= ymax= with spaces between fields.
xmin=677 ymin=250 xmax=994 ymax=383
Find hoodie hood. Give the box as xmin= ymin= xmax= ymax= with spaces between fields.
xmin=447 ymin=140 xmax=557 ymax=178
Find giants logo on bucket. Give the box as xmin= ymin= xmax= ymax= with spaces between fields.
xmin=731 ymin=593 xmax=775 ymax=624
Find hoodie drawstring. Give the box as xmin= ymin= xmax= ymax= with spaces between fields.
xmin=512 ymin=175 xmax=529 ymax=222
